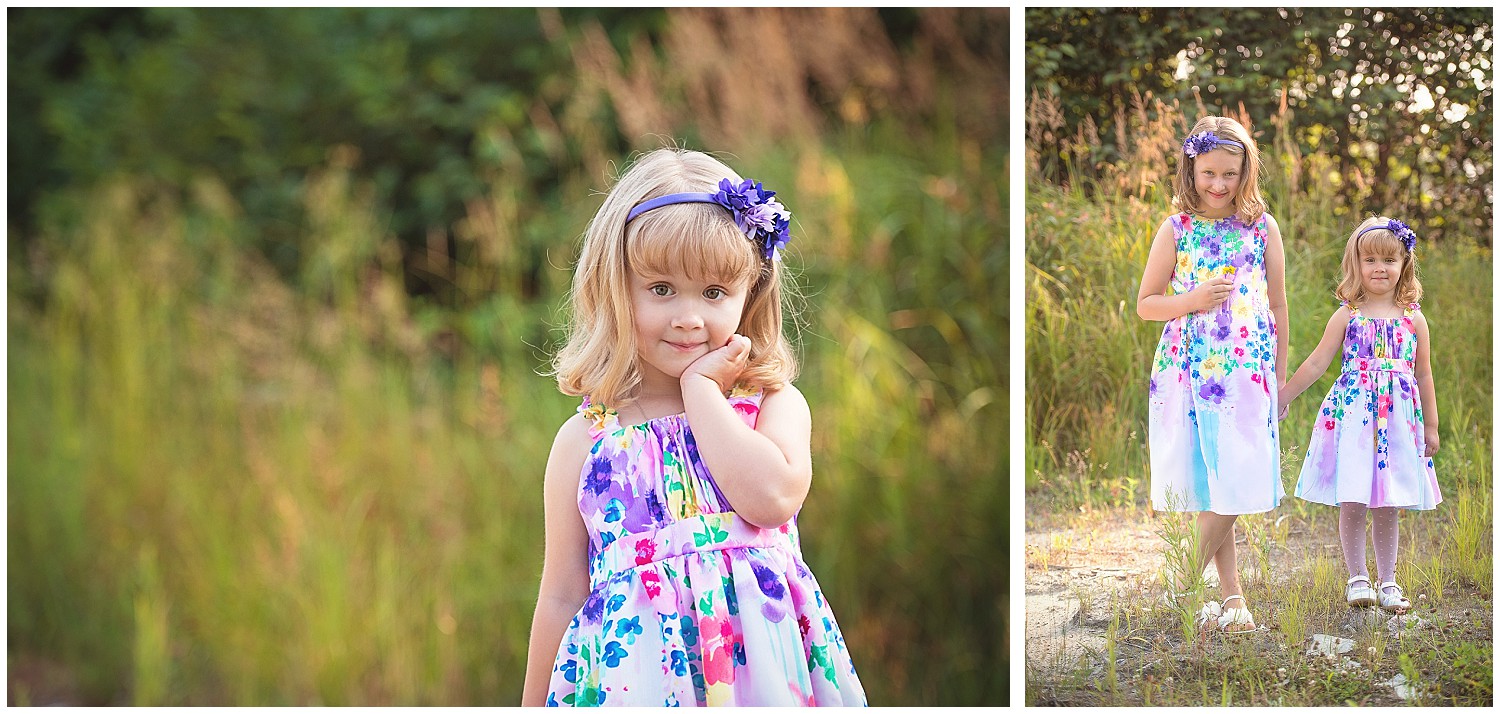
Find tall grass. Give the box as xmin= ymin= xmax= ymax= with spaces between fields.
xmin=1025 ymin=92 xmax=1492 ymax=522
xmin=7 ymin=126 xmax=1005 ymax=703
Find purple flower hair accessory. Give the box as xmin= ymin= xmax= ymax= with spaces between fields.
xmin=624 ymin=177 xmax=793 ymax=260
xmin=1182 ymin=130 xmax=1246 ymax=157
xmin=1357 ymin=219 xmax=1417 ymax=252
xmin=712 ymin=178 xmax=792 ymax=260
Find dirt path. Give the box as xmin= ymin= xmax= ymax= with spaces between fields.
xmin=1024 ymin=507 xmax=1492 ymax=706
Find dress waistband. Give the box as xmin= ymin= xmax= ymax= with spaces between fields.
xmin=1340 ymin=357 xmax=1413 ymax=376
xmin=588 ymin=512 xmax=797 ymax=593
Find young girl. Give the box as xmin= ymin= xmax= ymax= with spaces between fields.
xmin=1278 ymin=216 xmax=1441 ymax=613
xmin=1137 ymin=116 xmax=1288 ymax=634
xmin=520 ymin=149 xmax=865 ymax=706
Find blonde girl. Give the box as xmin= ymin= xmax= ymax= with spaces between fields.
xmin=1279 ymin=216 xmax=1440 ymax=613
xmin=521 ymin=148 xmax=865 ymax=706
xmin=1137 ymin=116 xmax=1288 ymax=634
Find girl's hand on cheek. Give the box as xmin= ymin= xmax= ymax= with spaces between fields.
xmin=681 ymin=334 xmax=751 ymax=392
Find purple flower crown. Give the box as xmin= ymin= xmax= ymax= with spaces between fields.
xmin=1357 ymin=219 xmax=1418 ymax=252
xmin=1182 ymin=130 xmax=1246 ymax=158
xmin=625 ymin=178 xmax=792 ymax=260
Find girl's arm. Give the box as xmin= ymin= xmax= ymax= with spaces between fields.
xmin=1278 ymin=306 xmax=1350 ymax=407
xmin=1263 ymin=215 xmax=1290 ymax=383
xmin=521 ymin=416 xmax=594 ymax=706
xmin=1136 ymin=217 xmax=1233 ymax=321
xmin=1413 ymin=311 xmax=1440 ymax=455
xmin=680 ymin=336 xmax=813 ymax=529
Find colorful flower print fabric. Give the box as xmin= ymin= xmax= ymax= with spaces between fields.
xmin=1148 ymin=213 xmax=1284 ymax=514
xmin=1294 ymin=303 xmax=1441 ymax=509
xmin=546 ymin=387 xmax=866 ymax=707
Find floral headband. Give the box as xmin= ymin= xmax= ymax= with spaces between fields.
xmin=626 ymin=178 xmax=792 ymax=260
xmin=1182 ymin=130 xmax=1246 ymax=157
xmin=1357 ymin=219 xmax=1418 ymax=252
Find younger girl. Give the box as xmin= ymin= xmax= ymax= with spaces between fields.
xmin=1278 ymin=216 xmax=1441 ymax=613
xmin=521 ymin=148 xmax=865 ymax=706
xmin=1137 ymin=116 xmax=1288 ymax=634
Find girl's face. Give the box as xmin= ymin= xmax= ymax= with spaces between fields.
xmin=1359 ymin=248 xmax=1404 ymax=299
xmin=1192 ymin=149 xmax=1243 ymax=218
xmin=628 ymin=267 xmax=749 ymax=392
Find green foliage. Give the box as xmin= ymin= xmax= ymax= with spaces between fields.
xmin=1025 ymin=8 xmax=1492 ymax=240
xmin=7 ymin=119 xmax=1006 ymax=708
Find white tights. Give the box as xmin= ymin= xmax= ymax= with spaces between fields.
xmin=1339 ymin=502 xmax=1401 ymax=595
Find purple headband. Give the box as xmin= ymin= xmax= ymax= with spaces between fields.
xmin=1357 ymin=219 xmax=1418 ymax=252
xmin=1182 ymin=130 xmax=1246 ymax=157
xmin=626 ymin=178 xmax=792 ymax=260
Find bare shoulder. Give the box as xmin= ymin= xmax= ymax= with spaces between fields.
xmin=1412 ymin=309 xmax=1432 ymax=331
xmin=546 ymin=413 xmax=595 ymax=479
xmin=1153 ymin=214 xmax=1179 ymax=237
xmin=1263 ymin=212 xmax=1281 ymax=231
xmin=758 ymin=382 xmax=810 ymax=416
xmin=754 ymin=383 xmax=812 ymax=438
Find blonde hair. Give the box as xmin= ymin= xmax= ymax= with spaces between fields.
xmin=1172 ymin=116 xmax=1268 ymax=223
xmin=552 ymin=148 xmax=798 ymax=408
xmin=1335 ymin=215 xmax=1424 ymax=307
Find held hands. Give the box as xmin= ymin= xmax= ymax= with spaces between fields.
xmin=1276 ymin=387 xmax=1292 ymax=421
xmin=1424 ymin=425 xmax=1440 ymax=457
xmin=681 ymin=334 xmax=751 ymax=393
xmin=1191 ymin=276 xmax=1235 ymax=313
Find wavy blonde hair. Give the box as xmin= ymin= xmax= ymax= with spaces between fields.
xmin=552 ymin=148 xmax=798 ymax=408
xmin=1334 ymin=215 xmax=1423 ymax=307
xmin=1172 ymin=115 xmax=1268 ymax=224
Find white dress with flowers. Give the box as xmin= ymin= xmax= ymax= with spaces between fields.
xmin=1293 ymin=302 xmax=1440 ymax=510
xmin=1148 ymin=212 xmax=1283 ymax=514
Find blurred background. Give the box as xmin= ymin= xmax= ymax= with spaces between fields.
xmin=8 ymin=8 xmax=1007 ymax=706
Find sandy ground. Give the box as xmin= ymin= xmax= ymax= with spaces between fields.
xmin=1024 ymin=506 xmax=1492 ymax=705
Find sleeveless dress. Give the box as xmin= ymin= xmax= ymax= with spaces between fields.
xmin=545 ymin=387 xmax=866 ymax=707
xmin=1294 ymin=302 xmax=1441 ymax=510
xmin=1148 ymin=212 xmax=1283 ymax=514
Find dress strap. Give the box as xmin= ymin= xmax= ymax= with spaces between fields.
xmin=1406 ymin=302 xmax=1420 ymax=316
xmin=727 ymin=384 xmax=767 ymax=429
xmin=1343 ymin=300 xmax=1359 ymax=317
xmin=578 ymin=397 xmax=620 ymax=440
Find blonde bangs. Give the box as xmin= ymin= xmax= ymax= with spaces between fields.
xmin=1334 ymin=217 xmax=1424 ymax=306
xmin=552 ymin=146 xmax=800 ymax=409
xmin=626 ymin=205 xmax=760 ymax=287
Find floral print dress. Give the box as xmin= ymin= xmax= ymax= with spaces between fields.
xmin=1148 ymin=212 xmax=1283 ymax=514
xmin=1294 ymin=303 xmax=1441 ymax=509
xmin=545 ymin=387 xmax=866 ymax=707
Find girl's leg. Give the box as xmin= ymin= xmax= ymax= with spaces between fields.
xmin=1208 ymin=517 xmax=1242 ymax=598
xmin=1195 ymin=511 xmax=1240 ymax=593
xmin=1201 ymin=513 xmax=1255 ymax=632
xmin=1371 ymin=507 xmax=1400 ymax=592
xmin=1339 ymin=502 xmax=1370 ymax=578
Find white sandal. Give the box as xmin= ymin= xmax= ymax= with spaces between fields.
xmin=1217 ymin=594 xmax=1256 ymax=634
xmin=1378 ymin=582 xmax=1411 ymax=613
xmin=1346 ymin=575 xmax=1377 ymax=608
xmin=1194 ymin=600 xmax=1223 ymax=632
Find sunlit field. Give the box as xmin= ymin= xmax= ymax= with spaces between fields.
xmin=1024 ymin=88 xmax=1491 ymax=705
xmin=8 ymin=9 xmax=1007 ymax=706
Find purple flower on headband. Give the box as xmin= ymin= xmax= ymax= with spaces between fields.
xmin=713 ymin=178 xmax=792 ymax=260
xmin=1388 ymin=219 xmax=1417 ymax=252
xmin=1182 ymin=131 xmax=1240 ymax=157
